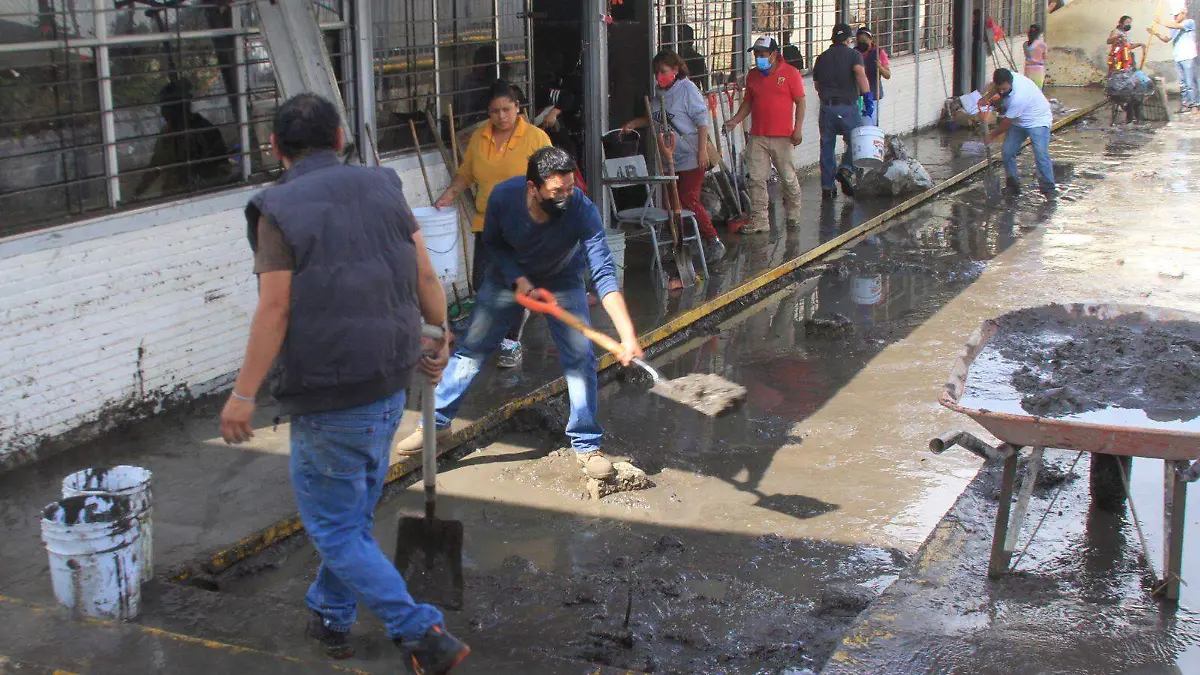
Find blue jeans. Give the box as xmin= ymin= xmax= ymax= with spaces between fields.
xmin=1002 ymin=124 xmax=1055 ymax=192
xmin=290 ymin=390 xmax=443 ymax=640
xmin=1176 ymin=57 xmax=1199 ymax=107
xmin=819 ymin=103 xmax=863 ymax=188
xmin=434 ymin=277 xmax=602 ymax=453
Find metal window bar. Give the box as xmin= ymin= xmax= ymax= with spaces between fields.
xmin=371 ymin=0 xmax=530 ymax=155
xmin=747 ymin=0 xmax=838 ymax=74
xmin=0 ymin=0 xmax=350 ymax=239
xmin=655 ymin=0 xmax=744 ymax=91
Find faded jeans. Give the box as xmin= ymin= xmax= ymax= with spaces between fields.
xmin=290 ymin=390 xmax=443 ymax=640
xmin=818 ymin=103 xmax=862 ymax=189
xmin=434 ymin=277 xmax=603 ymax=453
xmin=1176 ymin=57 xmax=1199 ymax=108
xmin=745 ymin=135 xmax=803 ymax=231
xmin=1001 ymin=124 xmax=1056 ymax=191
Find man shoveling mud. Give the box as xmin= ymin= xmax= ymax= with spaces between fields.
xmin=983 ymin=68 xmax=1056 ymax=198
xmin=219 ymin=93 xmax=469 ymax=674
xmin=395 ymin=147 xmax=644 ymax=481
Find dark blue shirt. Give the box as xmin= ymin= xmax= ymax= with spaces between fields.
xmin=481 ymin=176 xmax=620 ymax=298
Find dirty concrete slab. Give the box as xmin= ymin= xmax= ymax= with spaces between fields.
xmin=824 ymin=115 xmax=1200 ymax=673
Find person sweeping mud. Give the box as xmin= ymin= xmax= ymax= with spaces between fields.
xmin=395 ymin=147 xmax=644 ymax=480
xmin=219 ymin=93 xmax=470 ymax=674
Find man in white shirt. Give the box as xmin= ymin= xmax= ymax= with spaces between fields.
xmin=1150 ymin=2 xmax=1198 ymax=112
xmin=983 ymin=68 xmax=1055 ymax=197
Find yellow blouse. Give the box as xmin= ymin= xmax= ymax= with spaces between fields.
xmin=457 ymin=116 xmax=552 ymax=232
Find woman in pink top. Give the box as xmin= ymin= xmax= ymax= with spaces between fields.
xmin=1024 ymin=24 xmax=1048 ymax=88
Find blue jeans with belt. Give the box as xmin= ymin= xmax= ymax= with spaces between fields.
xmin=819 ymin=102 xmax=863 ymax=188
xmin=290 ymin=389 xmax=444 ymax=640
xmin=433 ymin=276 xmax=603 ymax=453
xmin=1001 ymin=124 xmax=1055 ymax=192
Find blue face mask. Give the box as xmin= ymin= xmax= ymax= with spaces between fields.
xmin=755 ymin=56 xmax=772 ymax=72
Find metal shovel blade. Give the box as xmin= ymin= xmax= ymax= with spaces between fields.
xmin=649 ymin=372 xmax=748 ymax=417
xmin=394 ymin=515 xmax=464 ymax=610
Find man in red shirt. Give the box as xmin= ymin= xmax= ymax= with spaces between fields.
xmin=724 ymin=36 xmax=806 ymax=234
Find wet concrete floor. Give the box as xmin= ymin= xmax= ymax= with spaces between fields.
xmin=199 ymin=101 xmax=1200 ymax=674
xmin=9 ymin=91 xmax=1198 ymax=674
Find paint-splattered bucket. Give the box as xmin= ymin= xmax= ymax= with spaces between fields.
xmin=851 ymin=125 xmax=886 ymax=169
xmin=41 ymin=495 xmax=141 ymax=621
xmin=62 ymin=466 xmax=153 ymax=584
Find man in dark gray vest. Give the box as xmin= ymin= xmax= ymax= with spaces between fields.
xmin=812 ymin=23 xmax=873 ymax=200
xmin=220 ymin=94 xmax=470 ymax=674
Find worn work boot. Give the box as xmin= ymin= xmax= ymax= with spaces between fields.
xmin=1005 ymin=176 xmax=1021 ymax=196
xmin=577 ymin=451 xmax=616 ymax=480
xmin=306 ymin=611 xmax=354 ymax=660
xmin=393 ymin=426 xmax=453 ymax=457
xmin=496 ymin=338 xmax=523 ymax=369
xmin=740 ymin=221 xmax=769 ymax=234
xmin=395 ymin=624 xmax=470 ymax=674
xmin=821 ymin=187 xmax=837 ymax=201
xmin=704 ymin=238 xmax=727 ymax=263
xmin=835 ymin=168 xmax=856 ymax=197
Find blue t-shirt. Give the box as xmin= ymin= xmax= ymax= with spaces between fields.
xmin=1171 ymin=19 xmax=1197 ymax=62
xmin=481 ymin=176 xmax=620 ymax=298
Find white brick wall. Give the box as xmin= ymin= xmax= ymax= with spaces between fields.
xmin=0 ymin=49 xmax=960 ymax=468
xmin=0 ymin=151 xmax=461 ymax=469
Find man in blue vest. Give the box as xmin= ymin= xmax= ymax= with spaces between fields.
xmin=220 ymin=93 xmax=469 ymax=674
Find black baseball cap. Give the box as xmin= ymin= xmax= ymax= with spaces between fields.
xmin=856 ymin=27 xmax=873 ymax=37
xmin=748 ymin=35 xmax=780 ymax=52
xmin=832 ymin=23 xmax=853 ymax=42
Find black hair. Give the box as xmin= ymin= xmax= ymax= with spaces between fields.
xmin=526 ymin=146 xmax=576 ymax=187
xmin=1028 ymin=23 xmax=1042 ymax=39
xmin=273 ymin=93 xmax=340 ymax=160
xmin=1119 ymin=14 xmax=1132 ymax=23
xmin=487 ymin=79 xmax=522 ymax=106
xmin=472 ymin=45 xmax=493 ymax=66
xmin=993 ymin=68 xmax=1014 ymax=86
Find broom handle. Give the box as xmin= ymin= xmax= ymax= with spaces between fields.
xmin=409 ymin=120 xmax=435 ymax=203
xmin=421 ymin=324 xmax=444 ymax=519
xmin=1142 ymin=0 xmax=1164 ymax=70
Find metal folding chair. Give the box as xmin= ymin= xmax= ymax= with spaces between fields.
xmin=600 ymin=149 xmax=708 ymax=283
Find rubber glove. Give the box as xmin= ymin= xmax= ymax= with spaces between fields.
xmin=860 ymin=91 xmax=876 ymax=120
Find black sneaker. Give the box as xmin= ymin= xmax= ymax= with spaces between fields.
xmin=306 ymin=611 xmax=354 ymax=660
xmin=396 ymin=625 xmax=470 ymax=674
xmin=1005 ymin=177 xmax=1021 ymax=196
xmin=835 ymin=168 xmax=856 ymax=196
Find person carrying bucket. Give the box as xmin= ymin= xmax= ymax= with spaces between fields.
xmin=811 ymin=23 xmax=873 ymax=200
xmin=855 ymin=27 xmax=891 ymax=125
xmin=222 ymin=93 xmax=470 ymax=673
xmin=723 ymin=36 xmax=806 ymax=234
xmin=435 ymin=81 xmax=552 ymax=371
xmin=982 ymin=68 xmax=1056 ymax=198
xmin=394 ymin=147 xmax=644 ymax=483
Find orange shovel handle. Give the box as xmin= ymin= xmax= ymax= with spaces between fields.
xmin=514 ymin=289 xmax=625 ymax=357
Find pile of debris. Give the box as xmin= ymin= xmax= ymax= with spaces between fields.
xmin=856 ymin=137 xmax=934 ymax=198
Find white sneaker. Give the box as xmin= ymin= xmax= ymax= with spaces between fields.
xmin=497 ymin=339 xmax=523 ymax=369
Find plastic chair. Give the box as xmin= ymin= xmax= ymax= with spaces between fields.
xmin=599 ymin=136 xmax=708 ymax=282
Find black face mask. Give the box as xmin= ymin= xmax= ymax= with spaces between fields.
xmin=539 ymin=193 xmax=570 ymax=217
xmin=857 ymin=41 xmax=870 ymax=51
xmin=1121 ymin=23 xmax=1132 ymax=31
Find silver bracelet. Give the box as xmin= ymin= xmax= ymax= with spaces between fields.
xmin=231 ymin=391 xmax=256 ymax=403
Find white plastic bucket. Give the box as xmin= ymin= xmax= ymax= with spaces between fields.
xmin=41 ymin=495 xmax=141 ymax=621
xmin=63 ymin=466 xmax=153 ymax=584
xmin=412 ymin=206 xmax=460 ymax=285
xmin=851 ymin=125 xmax=886 ymax=169
xmin=852 ymin=274 xmax=884 ymax=306
xmin=605 ymin=229 xmax=626 ymax=286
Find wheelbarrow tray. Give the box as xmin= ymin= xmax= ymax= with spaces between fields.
xmin=939 ymin=302 xmax=1200 ymax=460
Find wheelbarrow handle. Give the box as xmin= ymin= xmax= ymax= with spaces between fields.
xmin=514 ymin=289 xmax=659 ymax=384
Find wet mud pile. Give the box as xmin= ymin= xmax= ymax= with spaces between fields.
xmin=990 ymin=310 xmax=1200 ymax=418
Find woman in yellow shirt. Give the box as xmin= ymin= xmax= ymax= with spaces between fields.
xmin=436 ymin=80 xmax=551 ymax=368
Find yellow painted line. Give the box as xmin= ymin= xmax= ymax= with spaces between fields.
xmin=181 ymin=100 xmax=1106 ymax=579
xmin=0 ymin=594 xmax=370 ymax=674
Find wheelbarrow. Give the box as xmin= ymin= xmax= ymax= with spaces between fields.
xmin=931 ymin=303 xmax=1200 ymax=601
